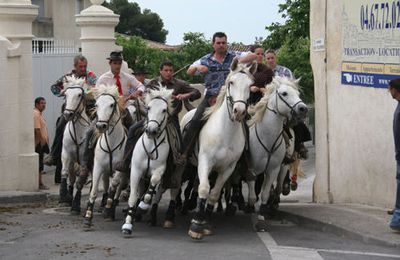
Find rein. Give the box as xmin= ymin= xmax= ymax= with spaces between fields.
xmin=254 ymin=122 xmax=284 ymax=174
xmin=142 ymin=96 xmax=170 ymax=176
xmin=97 ymin=93 xmax=126 ymax=172
xmin=65 ymin=86 xmax=91 ymax=164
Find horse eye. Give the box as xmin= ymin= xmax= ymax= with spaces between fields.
xmin=162 ymin=109 xmax=167 ymax=113
xmin=110 ymin=103 xmax=114 ymax=108
xmin=78 ymin=94 xmax=82 ymax=97
xmin=147 ymin=107 xmax=151 ymax=111
xmin=282 ymin=92 xmax=288 ymax=96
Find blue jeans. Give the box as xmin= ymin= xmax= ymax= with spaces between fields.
xmin=390 ymin=162 xmax=400 ymax=229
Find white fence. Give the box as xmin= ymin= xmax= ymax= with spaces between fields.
xmin=32 ymin=38 xmax=79 ymax=54
xmin=32 ymin=46 xmax=79 ymax=144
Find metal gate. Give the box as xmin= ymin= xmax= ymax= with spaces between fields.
xmin=32 ymin=38 xmax=79 ymax=142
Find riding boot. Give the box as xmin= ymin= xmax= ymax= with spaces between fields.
xmin=115 ymin=120 xmax=145 ymax=172
xmin=44 ymin=115 xmax=67 ymax=166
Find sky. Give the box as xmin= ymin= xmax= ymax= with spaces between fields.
xmin=129 ymin=0 xmax=286 ymax=45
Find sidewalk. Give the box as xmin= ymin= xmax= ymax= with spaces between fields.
xmin=278 ymin=143 xmax=400 ymax=248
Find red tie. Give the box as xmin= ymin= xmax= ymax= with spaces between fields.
xmin=114 ymin=74 xmax=123 ymax=96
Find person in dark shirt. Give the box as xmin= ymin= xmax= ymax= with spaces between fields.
xmin=248 ymin=44 xmax=274 ymax=105
xmin=389 ymin=78 xmax=400 ymax=231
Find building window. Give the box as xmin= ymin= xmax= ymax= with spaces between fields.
xmin=32 ymin=0 xmax=45 ymax=19
xmin=76 ymin=0 xmax=84 ymax=14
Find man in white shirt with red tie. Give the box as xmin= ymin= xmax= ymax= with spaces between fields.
xmin=96 ymin=51 xmax=145 ymax=100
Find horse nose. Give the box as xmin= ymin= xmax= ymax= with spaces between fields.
xmin=145 ymin=128 xmax=158 ymax=137
xmin=63 ymin=111 xmax=73 ymax=120
xmin=96 ymin=122 xmax=107 ymax=131
xmin=297 ymin=104 xmax=308 ymax=118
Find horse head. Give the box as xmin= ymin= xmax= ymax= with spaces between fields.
xmin=267 ymin=76 xmax=308 ymax=120
xmin=93 ymin=84 xmax=121 ymax=133
xmin=144 ymin=87 xmax=173 ymax=139
xmin=63 ymin=75 xmax=89 ymax=121
xmin=225 ymin=58 xmax=257 ymax=121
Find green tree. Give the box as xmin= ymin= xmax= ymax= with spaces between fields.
xmin=263 ymin=0 xmax=313 ymax=103
xmin=103 ymin=0 xmax=168 ymax=43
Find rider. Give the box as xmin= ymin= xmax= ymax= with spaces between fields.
xmin=179 ymin=32 xmax=257 ymax=163
xmin=77 ymin=51 xmax=145 ymax=188
xmin=265 ymin=49 xmax=311 ymax=160
xmin=249 ymin=44 xmax=274 ymax=105
xmin=44 ymin=54 xmax=97 ymax=166
xmin=115 ymin=60 xmax=201 ymax=188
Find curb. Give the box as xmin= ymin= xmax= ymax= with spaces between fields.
xmin=278 ymin=209 xmax=400 ymax=248
xmin=0 ymin=192 xmax=47 ymax=205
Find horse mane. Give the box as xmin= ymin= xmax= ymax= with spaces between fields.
xmin=93 ymin=84 xmax=125 ymax=115
xmin=248 ymin=76 xmax=300 ymax=126
xmin=202 ymin=62 xmax=254 ymax=120
xmin=145 ymin=87 xmax=174 ymax=113
xmin=63 ymin=75 xmax=87 ymax=90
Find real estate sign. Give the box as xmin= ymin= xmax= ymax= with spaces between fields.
xmin=342 ymin=0 xmax=400 ymax=88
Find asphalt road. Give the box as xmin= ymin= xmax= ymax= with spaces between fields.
xmin=1 ymin=200 xmax=399 ymax=260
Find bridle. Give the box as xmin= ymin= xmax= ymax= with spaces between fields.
xmin=96 ymin=93 xmax=122 ymax=135
xmin=142 ymin=96 xmax=170 ymax=176
xmin=64 ymin=86 xmax=90 ymax=164
xmin=267 ymin=89 xmax=303 ymax=120
xmin=225 ymin=70 xmax=253 ymax=122
xmin=97 ymin=93 xmax=125 ymax=172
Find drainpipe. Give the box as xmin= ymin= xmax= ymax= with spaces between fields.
xmin=324 ymin=0 xmax=333 ymax=204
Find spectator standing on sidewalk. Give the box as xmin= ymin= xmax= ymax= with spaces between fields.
xmin=33 ymin=97 xmax=50 ymax=190
xmin=389 ymin=78 xmax=400 ymax=231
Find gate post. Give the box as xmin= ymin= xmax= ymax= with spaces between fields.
xmin=0 ymin=0 xmax=39 ymax=191
xmin=76 ymin=0 xmax=120 ymax=76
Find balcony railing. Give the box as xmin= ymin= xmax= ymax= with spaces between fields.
xmin=32 ymin=38 xmax=79 ymax=54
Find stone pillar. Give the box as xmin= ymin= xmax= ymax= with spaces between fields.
xmin=0 ymin=0 xmax=38 ymax=191
xmin=76 ymin=0 xmax=121 ymax=76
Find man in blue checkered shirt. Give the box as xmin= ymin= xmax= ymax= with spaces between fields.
xmin=178 ymin=32 xmax=257 ymax=163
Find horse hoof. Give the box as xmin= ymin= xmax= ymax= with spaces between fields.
xmin=163 ymin=220 xmax=175 ymax=229
xmin=244 ymin=204 xmax=255 ymax=214
xmin=225 ymin=204 xmax=237 ymax=216
xmin=255 ymin=220 xmax=268 ymax=232
xmin=83 ymin=218 xmax=92 ymax=229
xmin=138 ymin=201 xmax=150 ymax=212
xmin=203 ymin=228 xmax=213 ymax=236
xmin=188 ymin=230 xmax=203 ymax=240
xmin=282 ymin=183 xmax=291 ymax=196
xmin=102 ymin=207 xmax=115 ymax=221
xmin=70 ymin=208 xmax=81 ymax=216
xmin=121 ymin=224 xmax=133 ymax=236
xmin=291 ymin=182 xmax=298 ymax=191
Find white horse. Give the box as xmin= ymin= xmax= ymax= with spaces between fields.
xmin=59 ymin=76 xmax=92 ymax=213
xmin=246 ymin=76 xmax=308 ymax=231
xmin=121 ymin=87 xmax=174 ymax=236
xmin=81 ymin=85 xmax=127 ymax=227
xmin=184 ymin=59 xmax=257 ymax=240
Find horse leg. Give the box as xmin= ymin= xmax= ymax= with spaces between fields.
xmin=138 ymin=167 xmax=164 ymax=214
xmin=59 ymin=158 xmax=73 ymax=206
xmin=148 ymin=186 xmax=165 ymax=227
xmin=98 ymin=173 xmax=109 ymax=213
xmin=71 ymin=166 xmax=90 ymax=215
xmin=278 ymin=165 xmax=290 ymax=196
xmin=256 ymin=167 xmax=281 ymax=232
xmin=163 ymin=187 xmax=181 ymax=229
xmin=244 ymin=179 xmax=257 ymax=213
xmin=188 ymin=160 xmax=212 ymax=240
xmin=121 ymin=167 xmax=141 ymax=236
xmin=83 ymin=164 xmax=103 ymax=228
xmin=103 ymin=171 xmax=122 ymax=221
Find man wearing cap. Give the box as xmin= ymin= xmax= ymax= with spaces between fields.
xmin=96 ymin=51 xmax=145 ymax=99
xmin=133 ymin=68 xmax=149 ymax=85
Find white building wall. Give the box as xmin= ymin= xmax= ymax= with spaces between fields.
xmin=311 ymin=0 xmax=398 ymax=207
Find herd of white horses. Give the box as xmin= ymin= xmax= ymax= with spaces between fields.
xmin=59 ymin=59 xmax=308 ymax=240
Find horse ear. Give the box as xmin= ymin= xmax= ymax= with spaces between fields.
xmin=231 ymin=58 xmax=239 ymax=71
xmin=293 ymin=77 xmax=301 ymax=85
xmin=249 ymin=61 xmax=258 ymax=75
